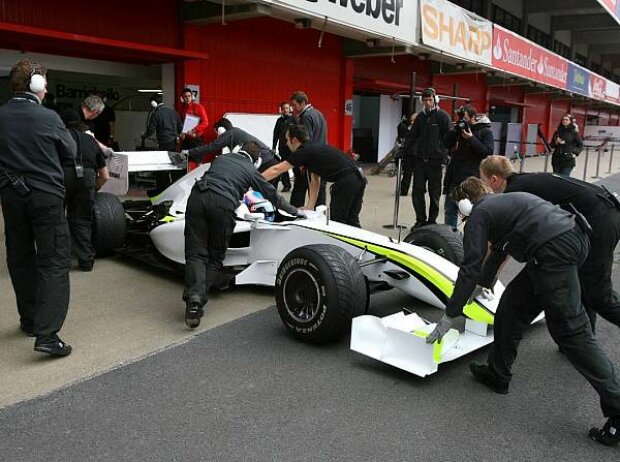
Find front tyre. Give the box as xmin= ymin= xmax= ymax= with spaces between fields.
xmin=275 ymin=244 xmax=367 ymax=344
xmin=404 ymin=224 xmax=464 ymax=265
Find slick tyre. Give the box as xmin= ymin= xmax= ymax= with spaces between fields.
xmin=404 ymin=224 xmax=464 ymax=265
xmin=92 ymin=192 xmax=126 ymax=257
xmin=276 ymin=244 xmax=367 ymax=344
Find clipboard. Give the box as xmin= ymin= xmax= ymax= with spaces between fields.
xmin=182 ymin=114 xmax=200 ymax=134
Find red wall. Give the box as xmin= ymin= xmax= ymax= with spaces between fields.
xmin=432 ymin=73 xmax=488 ymax=117
xmin=180 ymin=17 xmax=350 ymax=149
xmin=549 ymin=99 xmax=571 ymax=133
xmin=0 ymin=0 xmax=180 ymax=47
xmin=353 ymin=55 xmax=432 ymax=92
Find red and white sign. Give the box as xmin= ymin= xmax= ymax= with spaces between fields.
xmin=492 ymin=26 xmax=569 ymax=90
xmin=589 ymin=74 xmax=607 ymax=101
xmin=420 ymin=0 xmax=493 ymax=65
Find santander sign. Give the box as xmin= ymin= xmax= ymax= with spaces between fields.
xmin=492 ymin=26 xmax=568 ymax=89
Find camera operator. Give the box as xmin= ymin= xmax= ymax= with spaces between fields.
xmin=443 ymin=106 xmax=494 ymax=230
xmin=0 ymin=60 xmax=77 ymax=357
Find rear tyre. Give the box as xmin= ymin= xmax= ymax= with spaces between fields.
xmin=92 ymin=192 xmax=126 ymax=257
xmin=275 ymin=244 xmax=367 ymax=344
xmin=404 ymin=224 xmax=464 ymax=265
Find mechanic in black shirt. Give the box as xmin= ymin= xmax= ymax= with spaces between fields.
xmin=0 ymin=60 xmax=77 ymax=357
xmin=427 ymin=176 xmax=620 ymax=447
xmin=480 ymin=154 xmax=620 ymax=334
xmin=184 ymin=118 xmax=279 ymax=184
xmin=61 ymin=109 xmax=110 ymax=271
xmin=143 ymin=95 xmax=183 ymax=151
xmin=182 ymin=142 xmax=301 ymax=329
xmin=261 ymin=124 xmax=366 ymax=227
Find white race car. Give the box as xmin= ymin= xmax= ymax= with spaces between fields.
xmin=93 ymin=153 xmax=504 ymax=377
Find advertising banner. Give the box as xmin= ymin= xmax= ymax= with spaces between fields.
xmin=420 ymin=0 xmax=492 ymax=65
xmin=566 ymin=63 xmax=590 ymax=97
xmin=589 ymin=74 xmax=607 ymax=101
xmin=606 ymin=81 xmax=620 ymax=104
xmin=266 ymin=0 xmax=418 ymax=45
xmin=492 ymin=26 xmax=569 ymax=90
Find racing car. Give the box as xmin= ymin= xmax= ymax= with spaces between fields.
xmin=92 ymin=153 xmax=504 ymax=376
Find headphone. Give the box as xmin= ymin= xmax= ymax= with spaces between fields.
xmin=458 ymin=198 xmax=473 ymax=217
xmin=216 ymin=126 xmax=227 ymax=136
xmin=29 ymin=64 xmax=47 ymax=94
xmin=420 ymin=87 xmax=440 ymax=105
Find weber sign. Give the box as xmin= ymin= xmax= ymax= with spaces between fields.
xmin=420 ymin=0 xmax=492 ymax=65
xmin=266 ymin=0 xmax=417 ymax=45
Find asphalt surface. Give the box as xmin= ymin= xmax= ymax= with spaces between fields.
xmin=1 ymin=171 xmax=620 ymax=461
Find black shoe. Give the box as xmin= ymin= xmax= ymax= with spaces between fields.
xmin=34 ymin=339 xmax=72 ymax=357
xmin=412 ymin=221 xmax=427 ymax=229
xmin=185 ymin=303 xmax=204 ymax=328
xmin=589 ymin=418 xmax=620 ymax=447
xmin=20 ymin=323 xmax=35 ymax=337
xmin=79 ymin=262 xmax=94 ymax=272
xmin=469 ymin=362 xmax=509 ymax=394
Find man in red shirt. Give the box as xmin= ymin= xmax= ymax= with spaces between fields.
xmin=179 ymin=87 xmax=208 ymax=150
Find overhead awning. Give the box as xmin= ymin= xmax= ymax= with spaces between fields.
xmin=0 ymin=21 xmax=208 ymax=65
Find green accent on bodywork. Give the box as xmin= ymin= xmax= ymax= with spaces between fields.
xmin=160 ymin=216 xmax=177 ymax=223
xmin=329 ymin=234 xmax=494 ymax=325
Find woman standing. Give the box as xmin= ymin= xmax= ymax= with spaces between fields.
xmin=551 ymin=114 xmax=583 ymax=177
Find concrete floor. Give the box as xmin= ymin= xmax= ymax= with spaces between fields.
xmin=1 ymin=151 xmax=619 ymax=408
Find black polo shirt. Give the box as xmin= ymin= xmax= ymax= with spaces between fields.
xmin=287 ymin=143 xmax=358 ymax=182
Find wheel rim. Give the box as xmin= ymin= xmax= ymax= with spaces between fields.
xmin=283 ymin=268 xmax=322 ymax=323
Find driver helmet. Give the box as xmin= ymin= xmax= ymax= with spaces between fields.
xmin=243 ymin=190 xmax=275 ymax=222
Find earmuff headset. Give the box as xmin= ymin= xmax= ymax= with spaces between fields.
xmin=419 ymin=87 xmax=440 ymax=105
xmin=216 ymin=126 xmax=227 ymax=136
xmin=458 ymin=198 xmax=473 ymax=217
xmin=29 ymin=64 xmax=47 ymax=94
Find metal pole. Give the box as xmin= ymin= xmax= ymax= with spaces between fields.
xmin=582 ymin=147 xmax=590 ymax=181
xmin=543 ymin=152 xmax=550 ymax=173
xmin=592 ymin=147 xmax=603 ymax=179
xmin=609 ymin=144 xmax=615 ymax=174
xmin=383 ymin=156 xmax=406 ymax=230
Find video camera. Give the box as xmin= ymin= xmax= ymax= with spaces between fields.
xmin=454 ymin=106 xmax=468 ymax=131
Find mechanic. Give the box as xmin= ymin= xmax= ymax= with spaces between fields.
xmin=78 ymin=94 xmax=105 ymax=133
xmin=179 ymin=142 xmax=302 ymax=329
xmin=289 ymin=90 xmax=328 ymax=208
xmin=61 ymin=109 xmax=110 ymax=272
xmin=143 ymin=95 xmax=183 ymax=151
xmin=480 ymin=154 xmax=620 ymax=334
xmin=179 ymin=87 xmax=208 ymax=150
xmin=0 ymin=60 xmax=77 ymax=357
xmin=93 ymin=92 xmax=116 ymax=148
xmin=442 ymin=106 xmax=494 ymax=230
xmin=401 ymin=88 xmax=452 ymax=228
xmin=272 ymin=101 xmax=294 ymax=192
xmin=261 ymin=124 xmax=366 ymax=227
xmin=427 ymin=176 xmax=620 ymax=447
xmin=183 ymin=118 xmax=279 ymax=184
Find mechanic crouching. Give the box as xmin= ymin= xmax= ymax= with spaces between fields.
xmin=179 ymin=142 xmax=302 ymax=328
xmin=60 ymin=109 xmax=110 ymax=271
xmin=442 ymin=106 xmax=494 ymax=230
xmin=427 ymin=176 xmax=620 ymax=447
xmin=0 ymin=60 xmax=77 ymax=357
xmin=261 ymin=125 xmax=366 ymax=227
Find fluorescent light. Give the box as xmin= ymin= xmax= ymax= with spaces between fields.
xmin=137 ymin=89 xmax=163 ymax=93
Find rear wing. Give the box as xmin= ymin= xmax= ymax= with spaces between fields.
xmin=99 ymin=151 xmax=183 ymax=196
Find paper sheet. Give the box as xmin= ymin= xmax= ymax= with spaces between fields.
xmin=182 ymin=114 xmax=200 ymax=134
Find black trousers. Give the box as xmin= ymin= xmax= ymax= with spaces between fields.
xmin=488 ymin=227 xmax=620 ymax=418
xmin=580 ymin=208 xmax=620 ymax=332
xmin=330 ymin=171 xmax=366 ymax=228
xmin=400 ymin=156 xmax=415 ymax=196
xmin=290 ymin=167 xmax=326 ymax=208
xmin=64 ymin=167 xmax=96 ymax=267
xmin=183 ymin=188 xmax=236 ymax=306
xmin=412 ymin=157 xmax=443 ymax=225
xmin=1 ymin=187 xmax=71 ymax=342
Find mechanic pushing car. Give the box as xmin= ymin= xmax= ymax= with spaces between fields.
xmin=174 ymin=142 xmax=302 ymax=329
xmin=261 ymin=124 xmax=366 ymax=228
xmin=427 ymin=176 xmax=620 ymax=447
xmin=480 ymin=155 xmax=620 ymax=335
xmin=0 ymin=60 xmax=77 ymax=357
